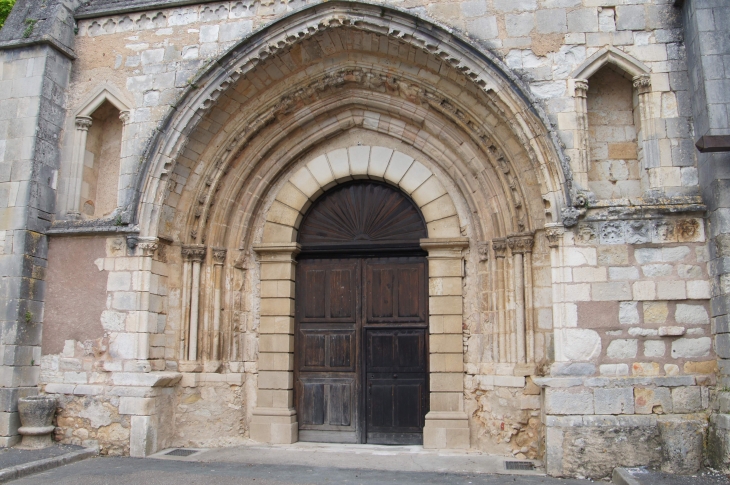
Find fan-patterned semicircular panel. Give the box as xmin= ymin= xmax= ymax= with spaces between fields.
xmin=298 ymin=182 xmax=427 ymax=247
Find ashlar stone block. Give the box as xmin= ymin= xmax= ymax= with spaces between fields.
xmin=607 ymin=339 xmax=638 ymax=360
xmin=594 ymin=388 xmax=634 ymax=415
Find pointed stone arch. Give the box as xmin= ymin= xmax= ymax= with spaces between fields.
xmin=570 ymin=46 xmax=650 ymax=81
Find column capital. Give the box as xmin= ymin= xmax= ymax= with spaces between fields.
xmin=574 ymin=78 xmax=589 ymax=97
xmin=507 ymin=233 xmax=534 ymax=254
xmin=182 ymin=244 xmax=207 ymax=262
xmin=212 ymin=247 xmax=227 ymax=265
xmin=137 ymin=237 xmax=159 ymax=257
xmin=119 ymin=111 xmax=131 ymax=125
xmin=75 ymin=116 xmax=93 ymax=131
xmin=477 ymin=242 xmax=490 ymax=262
xmin=544 ymin=223 xmax=565 ymax=248
xmin=632 ymin=74 xmax=651 ymax=94
xmin=492 ymin=238 xmax=508 ymax=258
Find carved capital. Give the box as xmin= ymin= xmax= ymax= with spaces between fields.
xmin=632 ymin=74 xmax=651 ymax=94
xmin=75 ymin=116 xmax=93 ymax=131
xmin=119 ymin=111 xmax=131 ymax=125
xmin=182 ymin=244 xmax=207 ymax=262
xmin=574 ymin=79 xmax=589 ymax=98
xmin=477 ymin=242 xmax=490 ymax=262
xmin=212 ymin=247 xmax=227 ymax=265
xmin=492 ymin=238 xmax=508 ymax=258
xmin=507 ymin=233 xmax=534 ymax=254
xmin=137 ymin=237 xmax=159 ymax=257
xmin=544 ymin=223 xmax=565 ymax=248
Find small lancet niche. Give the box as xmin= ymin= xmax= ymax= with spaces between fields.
xmin=65 ymin=87 xmax=130 ymax=220
xmin=82 ymin=101 xmax=124 ymax=217
xmin=570 ymin=47 xmax=652 ymax=201
xmin=586 ymin=66 xmax=641 ymax=200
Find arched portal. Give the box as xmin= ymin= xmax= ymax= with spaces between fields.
xmin=128 ymin=0 xmax=570 ymax=454
xmin=295 ymin=181 xmax=428 ymax=445
xmin=252 ymin=147 xmax=470 ymax=448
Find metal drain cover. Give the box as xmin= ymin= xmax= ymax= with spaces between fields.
xmin=505 ymin=461 xmax=534 ymax=471
xmin=165 ymin=449 xmax=198 ymax=457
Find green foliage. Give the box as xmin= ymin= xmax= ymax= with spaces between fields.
xmin=23 ymin=18 xmax=38 ymax=38
xmin=0 ymin=0 xmax=16 ymax=31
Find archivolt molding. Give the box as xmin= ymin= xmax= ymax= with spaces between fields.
xmin=134 ymin=1 xmax=571 ymax=238
xmin=189 ymin=96 xmax=525 ymax=256
xmin=182 ymin=66 xmax=539 ymax=247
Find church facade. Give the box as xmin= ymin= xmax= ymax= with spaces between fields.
xmin=0 ymin=0 xmax=728 ymax=478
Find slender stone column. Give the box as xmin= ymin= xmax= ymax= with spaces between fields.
xmin=135 ymin=238 xmax=159 ymax=367
xmin=65 ymin=117 xmax=92 ymax=218
xmin=180 ymin=255 xmax=191 ymax=361
xmin=545 ymin=224 xmax=566 ymax=362
xmin=493 ymin=239 xmax=508 ymax=363
xmin=181 ymin=245 xmax=206 ymax=364
xmin=251 ymin=242 xmax=300 ymax=444
xmin=508 ymin=234 xmax=534 ymax=365
xmin=573 ymin=79 xmax=590 ymax=189
xmin=211 ymin=248 xmax=227 ymax=362
xmin=633 ymin=74 xmax=659 ymax=188
xmin=421 ymin=237 xmax=470 ymax=450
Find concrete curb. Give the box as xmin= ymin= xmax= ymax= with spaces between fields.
xmin=0 ymin=446 xmax=99 ymax=483
xmin=612 ymin=468 xmax=643 ymax=485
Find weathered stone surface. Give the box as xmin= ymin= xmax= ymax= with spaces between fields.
xmin=657 ymin=416 xmax=707 ymax=474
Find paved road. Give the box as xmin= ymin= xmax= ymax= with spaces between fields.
xmin=10 ymin=457 xmax=591 ymax=485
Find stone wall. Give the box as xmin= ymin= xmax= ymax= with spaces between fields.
xmin=682 ymin=0 xmax=730 ymax=472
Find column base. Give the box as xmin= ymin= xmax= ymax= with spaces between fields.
xmin=423 ymin=411 xmax=470 ymax=449
xmin=250 ymin=407 xmax=298 ymax=444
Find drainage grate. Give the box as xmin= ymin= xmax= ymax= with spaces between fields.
xmin=505 ymin=461 xmax=534 ymax=471
xmin=165 ymin=449 xmax=198 ymax=457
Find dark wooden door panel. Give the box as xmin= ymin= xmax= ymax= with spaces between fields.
xmin=298 ymin=329 xmax=356 ymax=372
xmin=365 ymin=259 xmax=427 ymax=324
xmin=366 ymin=377 xmax=425 ymax=431
xmin=366 ymin=329 xmax=426 ymax=373
xmin=298 ymin=260 xmax=358 ymax=324
xmin=298 ymin=376 xmax=356 ymax=431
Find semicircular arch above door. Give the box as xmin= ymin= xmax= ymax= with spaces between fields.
xmin=298 ymin=182 xmax=428 ymax=252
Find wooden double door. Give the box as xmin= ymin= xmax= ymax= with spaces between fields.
xmin=295 ymin=256 xmax=428 ymax=445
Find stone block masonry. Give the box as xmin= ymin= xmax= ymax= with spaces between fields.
xmin=0 ymin=43 xmax=73 ymax=446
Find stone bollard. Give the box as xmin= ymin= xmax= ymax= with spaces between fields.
xmin=17 ymin=396 xmax=57 ymax=449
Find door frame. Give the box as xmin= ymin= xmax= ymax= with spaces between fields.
xmin=252 ymin=238 xmax=469 ymax=448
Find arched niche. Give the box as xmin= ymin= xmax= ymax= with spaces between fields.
xmin=60 ymin=85 xmax=132 ymax=219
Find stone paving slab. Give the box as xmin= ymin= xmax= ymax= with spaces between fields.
xmin=0 ymin=445 xmax=83 ymax=469
xmin=150 ymin=441 xmax=544 ymax=476
xmin=614 ymin=467 xmax=730 ymax=485
xmin=9 ymin=456 xmax=592 ymax=485
xmin=0 ymin=445 xmax=98 ymax=483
